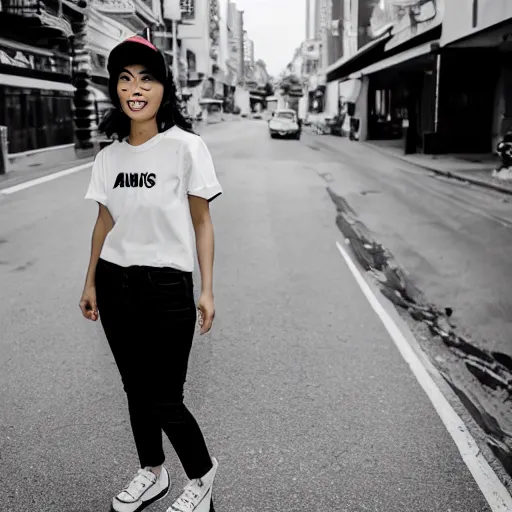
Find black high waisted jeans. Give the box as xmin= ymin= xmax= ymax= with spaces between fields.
xmin=95 ymin=257 xmax=213 ymax=479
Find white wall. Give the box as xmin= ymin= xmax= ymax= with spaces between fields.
xmin=355 ymin=76 xmax=369 ymax=141
xmin=234 ymin=88 xmax=250 ymax=114
xmin=88 ymin=10 xmax=134 ymax=58
xmin=347 ymin=0 xmax=358 ymax=57
xmin=290 ymin=50 xmax=303 ymax=77
xmin=442 ymin=0 xmax=512 ymax=46
xmin=325 ymin=80 xmax=339 ymax=116
xmin=299 ymin=96 xmax=308 ymax=118
xmin=178 ymin=0 xmax=211 ymax=75
xmin=218 ymin=0 xmax=229 ymax=75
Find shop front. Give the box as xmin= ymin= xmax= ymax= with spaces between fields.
xmin=363 ymin=44 xmax=438 ymax=153
xmin=0 ymin=38 xmax=75 ymax=153
xmin=440 ymin=1 xmax=512 ymax=153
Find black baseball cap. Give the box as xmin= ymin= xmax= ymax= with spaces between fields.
xmin=107 ymin=35 xmax=168 ymax=85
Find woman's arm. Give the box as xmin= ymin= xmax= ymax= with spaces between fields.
xmin=80 ymin=204 xmax=114 ymax=320
xmin=85 ymin=204 xmax=114 ymax=287
xmin=188 ymin=195 xmax=215 ymax=334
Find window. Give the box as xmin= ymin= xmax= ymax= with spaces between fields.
xmin=180 ymin=0 xmax=194 ymax=19
xmin=186 ymin=49 xmax=196 ymax=72
xmin=276 ymin=112 xmax=295 ymax=120
xmin=97 ymin=54 xmax=106 ymax=69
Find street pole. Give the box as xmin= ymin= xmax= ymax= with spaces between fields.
xmin=172 ymin=19 xmax=179 ymax=87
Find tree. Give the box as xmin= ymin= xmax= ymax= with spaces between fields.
xmin=256 ymin=59 xmax=267 ymax=70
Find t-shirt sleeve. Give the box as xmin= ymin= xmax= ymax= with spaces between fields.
xmin=186 ymin=136 xmax=222 ymax=202
xmin=84 ymin=150 xmax=108 ymax=206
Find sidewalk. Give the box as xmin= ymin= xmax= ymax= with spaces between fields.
xmin=366 ymin=139 xmax=512 ymax=195
xmin=303 ymin=130 xmax=512 ymax=195
xmin=1 ymin=144 xmax=94 ymax=191
xmin=0 ymin=120 xmax=241 ymax=191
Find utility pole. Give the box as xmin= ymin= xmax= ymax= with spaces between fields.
xmin=161 ymin=0 xmax=181 ymax=87
xmin=172 ymin=18 xmax=179 ymax=85
xmin=472 ymin=0 xmax=478 ymax=28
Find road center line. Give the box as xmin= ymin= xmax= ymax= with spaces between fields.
xmin=0 ymin=162 xmax=93 ymax=196
xmin=335 ymin=240 xmax=512 ymax=511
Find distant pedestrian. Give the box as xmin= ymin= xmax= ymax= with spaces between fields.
xmin=79 ymin=36 xmax=221 ymax=512
xmin=497 ymin=131 xmax=512 ymax=170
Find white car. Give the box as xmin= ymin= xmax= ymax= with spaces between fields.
xmin=268 ymin=109 xmax=301 ymax=140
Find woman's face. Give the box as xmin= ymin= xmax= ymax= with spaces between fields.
xmin=117 ymin=64 xmax=164 ymax=123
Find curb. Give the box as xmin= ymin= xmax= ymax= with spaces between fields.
xmin=364 ymin=142 xmax=512 ymax=197
xmin=8 ymin=143 xmax=75 ymax=163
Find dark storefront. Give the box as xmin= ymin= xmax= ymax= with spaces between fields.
xmin=434 ymin=49 xmax=499 ymax=153
xmin=367 ymin=48 xmax=437 ymax=153
xmin=0 ymin=84 xmax=74 ymax=153
xmin=0 ymin=1 xmax=76 ymax=154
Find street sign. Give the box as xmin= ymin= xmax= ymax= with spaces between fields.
xmin=163 ymin=0 xmax=181 ymax=21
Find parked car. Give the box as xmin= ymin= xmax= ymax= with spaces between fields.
xmin=268 ymin=109 xmax=301 ymax=140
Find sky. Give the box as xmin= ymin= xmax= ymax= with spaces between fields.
xmin=231 ymin=0 xmax=306 ymax=78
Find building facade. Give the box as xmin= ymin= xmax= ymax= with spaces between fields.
xmin=227 ymin=1 xmax=244 ymax=85
xmin=243 ymin=31 xmax=254 ymax=69
xmin=86 ymin=0 xmax=160 ymax=150
xmin=318 ymin=0 xmax=512 ymax=154
xmin=0 ymin=0 xmax=165 ymax=155
xmin=0 ymin=0 xmax=259 ymax=155
xmin=318 ymin=0 xmax=436 ymax=151
xmin=440 ymin=0 xmax=512 ymax=152
xmin=178 ymin=0 xmax=213 ymax=81
xmin=0 ymin=0 xmax=79 ymax=154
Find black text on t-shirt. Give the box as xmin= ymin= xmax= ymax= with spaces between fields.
xmin=113 ymin=172 xmax=156 ymax=189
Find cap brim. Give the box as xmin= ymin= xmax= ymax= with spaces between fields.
xmin=107 ymin=41 xmax=166 ymax=80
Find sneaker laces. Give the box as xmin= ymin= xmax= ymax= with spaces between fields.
xmin=171 ymin=479 xmax=204 ymax=511
xmin=122 ymin=469 xmax=156 ymax=500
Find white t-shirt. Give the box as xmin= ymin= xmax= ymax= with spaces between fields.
xmin=84 ymin=126 xmax=222 ymax=271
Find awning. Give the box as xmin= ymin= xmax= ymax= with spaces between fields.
xmin=441 ymin=17 xmax=512 ymax=48
xmin=325 ymin=31 xmax=393 ymax=81
xmin=338 ymin=78 xmax=362 ymax=103
xmin=348 ymin=40 xmax=440 ymax=78
xmin=0 ymin=37 xmax=61 ymax=58
xmin=0 ymin=73 xmax=75 ymax=92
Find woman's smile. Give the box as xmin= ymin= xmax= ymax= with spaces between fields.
xmin=127 ymin=99 xmax=148 ymax=112
xmin=117 ymin=64 xmax=163 ymax=122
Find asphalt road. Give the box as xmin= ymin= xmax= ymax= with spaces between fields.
xmin=0 ymin=120 xmax=498 ymax=511
xmin=304 ymin=132 xmax=512 ymax=359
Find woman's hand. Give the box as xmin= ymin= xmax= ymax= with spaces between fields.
xmin=197 ymin=292 xmax=215 ymax=335
xmin=79 ymin=285 xmax=99 ymax=321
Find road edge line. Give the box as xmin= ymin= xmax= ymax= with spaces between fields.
xmin=335 ymin=240 xmax=512 ymax=511
xmin=0 ymin=162 xmax=93 ymax=196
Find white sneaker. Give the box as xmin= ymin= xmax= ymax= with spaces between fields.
xmin=166 ymin=458 xmax=218 ymax=512
xmin=112 ymin=466 xmax=171 ymax=512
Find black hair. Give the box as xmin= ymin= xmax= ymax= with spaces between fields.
xmin=98 ymin=67 xmax=196 ymax=140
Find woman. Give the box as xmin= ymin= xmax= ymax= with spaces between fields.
xmin=79 ymin=35 xmax=221 ymax=512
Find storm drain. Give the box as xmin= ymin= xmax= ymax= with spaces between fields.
xmin=327 ymin=186 xmax=512 ymax=477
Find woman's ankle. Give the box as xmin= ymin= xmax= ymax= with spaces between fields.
xmin=149 ymin=465 xmax=162 ymax=477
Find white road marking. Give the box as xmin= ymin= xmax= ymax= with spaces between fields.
xmin=335 ymin=240 xmax=512 ymax=511
xmin=0 ymin=162 xmax=93 ymax=196
xmin=9 ymin=142 xmax=74 ymax=158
